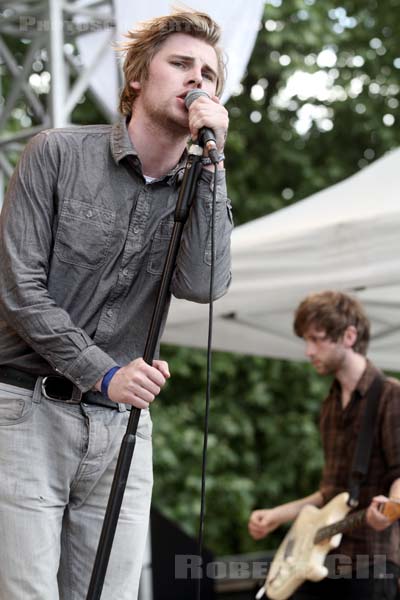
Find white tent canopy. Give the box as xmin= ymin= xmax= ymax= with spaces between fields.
xmin=163 ymin=148 xmax=400 ymax=371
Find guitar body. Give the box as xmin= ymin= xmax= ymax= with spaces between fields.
xmin=265 ymin=492 xmax=351 ymax=600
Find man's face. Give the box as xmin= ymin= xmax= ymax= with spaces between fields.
xmin=130 ymin=33 xmax=219 ymax=134
xmin=302 ymin=325 xmax=346 ymax=376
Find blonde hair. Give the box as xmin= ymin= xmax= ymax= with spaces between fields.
xmin=116 ymin=10 xmax=226 ymax=116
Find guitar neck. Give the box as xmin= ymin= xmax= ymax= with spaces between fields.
xmin=314 ymin=498 xmax=400 ymax=545
xmin=314 ymin=509 xmax=367 ymax=544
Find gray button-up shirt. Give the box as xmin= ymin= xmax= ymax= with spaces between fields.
xmin=0 ymin=119 xmax=233 ymax=391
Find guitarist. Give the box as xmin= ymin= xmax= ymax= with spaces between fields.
xmin=248 ymin=290 xmax=400 ymax=600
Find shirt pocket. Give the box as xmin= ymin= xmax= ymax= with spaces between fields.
xmin=54 ymin=198 xmax=115 ymax=270
xmin=147 ymin=216 xmax=175 ymax=276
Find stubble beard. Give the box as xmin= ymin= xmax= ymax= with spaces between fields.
xmin=316 ymin=362 xmax=336 ymax=376
xmin=143 ymin=94 xmax=189 ymax=140
xmin=315 ymin=352 xmax=345 ymax=377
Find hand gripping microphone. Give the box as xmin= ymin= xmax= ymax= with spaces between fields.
xmin=184 ymin=89 xmax=220 ymax=164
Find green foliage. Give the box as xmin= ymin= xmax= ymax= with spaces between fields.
xmin=152 ymin=347 xmax=329 ymax=555
xmin=225 ymin=0 xmax=400 ymax=224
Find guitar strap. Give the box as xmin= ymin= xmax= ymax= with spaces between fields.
xmin=347 ymin=372 xmax=384 ymax=508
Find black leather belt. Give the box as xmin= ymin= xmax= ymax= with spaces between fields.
xmin=0 ymin=365 xmax=128 ymax=410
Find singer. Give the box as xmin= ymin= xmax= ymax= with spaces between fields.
xmin=0 ymin=9 xmax=232 ymax=600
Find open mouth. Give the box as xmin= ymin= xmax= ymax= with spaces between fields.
xmin=176 ymin=94 xmax=188 ymax=108
xmin=177 ymin=91 xmax=192 ymax=102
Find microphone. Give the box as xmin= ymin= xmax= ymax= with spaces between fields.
xmin=184 ymin=89 xmax=220 ymax=164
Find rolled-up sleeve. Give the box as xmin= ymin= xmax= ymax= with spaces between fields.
xmin=318 ymin=466 xmax=337 ymax=505
xmin=0 ymin=133 xmax=115 ymax=391
xmin=171 ymin=167 xmax=233 ymax=303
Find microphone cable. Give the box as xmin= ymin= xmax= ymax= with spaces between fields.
xmin=196 ymin=161 xmax=219 ymax=600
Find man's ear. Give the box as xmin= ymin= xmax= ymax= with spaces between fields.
xmin=129 ymin=80 xmax=141 ymax=92
xmin=343 ymin=325 xmax=358 ymax=349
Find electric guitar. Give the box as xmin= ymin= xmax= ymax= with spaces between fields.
xmin=256 ymin=491 xmax=400 ymax=600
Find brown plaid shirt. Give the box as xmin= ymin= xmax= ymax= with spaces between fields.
xmin=319 ymin=360 xmax=400 ymax=567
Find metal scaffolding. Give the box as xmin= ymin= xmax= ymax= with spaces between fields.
xmin=0 ymin=0 xmax=118 ymax=205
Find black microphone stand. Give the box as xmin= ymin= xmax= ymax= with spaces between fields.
xmin=86 ymin=144 xmax=204 ymax=600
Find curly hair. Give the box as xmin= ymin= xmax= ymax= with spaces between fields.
xmin=293 ymin=290 xmax=370 ymax=355
xmin=116 ymin=10 xmax=226 ymax=116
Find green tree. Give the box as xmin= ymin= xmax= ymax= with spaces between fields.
xmin=152 ymin=349 xmax=329 ymax=555
xmin=227 ymin=0 xmax=400 ymax=224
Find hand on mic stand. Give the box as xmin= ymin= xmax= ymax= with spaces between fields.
xmin=184 ymin=89 xmax=228 ymax=166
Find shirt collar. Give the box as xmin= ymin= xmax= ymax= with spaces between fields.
xmin=354 ymin=359 xmax=382 ymax=396
xmin=110 ymin=118 xmax=137 ymax=164
xmin=110 ymin=118 xmax=189 ymax=184
xmin=330 ymin=358 xmax=381 ymax=400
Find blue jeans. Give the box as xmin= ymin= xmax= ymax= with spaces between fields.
xmin=0 ymin=379 xmax=153 ymax=600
